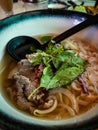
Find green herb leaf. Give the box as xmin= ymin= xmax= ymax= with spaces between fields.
xmin=45 ymin=62 xmax=84 ymax=89
xmin=27 ymin=39 xmax=85 ymax=98
xmin=40 ymin=36 xmax=52 ymax=44
xmin=40 ymin=65 xmax=54 ymax=88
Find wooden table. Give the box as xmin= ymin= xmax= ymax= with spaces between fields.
xmin=0 ymin=1 xmax=25 ymax=20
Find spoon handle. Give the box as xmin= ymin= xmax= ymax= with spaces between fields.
xmin=52 ymin=14 xmax=98 ymax=43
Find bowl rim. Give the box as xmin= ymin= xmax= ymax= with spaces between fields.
xmin=0 ymin=8 xmax=92 ymax=22
xmin=0 ymin=9 xmax=98 ymax=130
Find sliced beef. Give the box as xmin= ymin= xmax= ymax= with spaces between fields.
xmin=38 ymin=95 xmax=55 ymax=109
xmin=8 ymin=59 xmax=32 ymax=79
xmin=18 ymin=59 xmax=33 ymax=73
xmin=16 ymin=94 xmax=32 ymax=110
xmin=18 ymin=63 xmax=45 ymax=85
xmin=7 ymin=80 xmax=33 ymax=111
xmin=14 ymin=74 xmax=31 ymax=89
xmin=30 ymin=89 xmax=49 ymax=106
xmin=8 ymin=58 xmax=53 ymax=111
xmin=13 ymin=75 xmax=34 ymax=110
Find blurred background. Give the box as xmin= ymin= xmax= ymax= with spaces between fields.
xmin=0 ymin=0 xmax=98 ymax=130
xmin=0 ymin=0 xmax=98 ymax=19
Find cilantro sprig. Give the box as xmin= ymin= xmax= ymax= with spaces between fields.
xmin=27 ymin=38 xmax=85 ymax=99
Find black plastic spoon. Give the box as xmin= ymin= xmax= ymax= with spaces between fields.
xmin=6 ymin=14 xmax=98 ymax=61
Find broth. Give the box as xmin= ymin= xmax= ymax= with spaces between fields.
xmin=1 ymin=35 xmax=98 ymax=120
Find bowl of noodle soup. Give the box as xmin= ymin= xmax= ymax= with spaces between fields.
xmin=0 ymin=9 xmax=98 ymax=130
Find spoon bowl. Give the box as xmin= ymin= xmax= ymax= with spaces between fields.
xmin=6 ymin=14 xmax=98 ymax=61
xmin=6 ymin=36 xmax=42 ymax=61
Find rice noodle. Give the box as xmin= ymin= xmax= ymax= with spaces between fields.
xmin=59 ymin=104 xmax=76 ymax=116
xmin=77 ymin=96 xmax=89 ymax=106
xmin=58 ymin=93 xmax=76 ymax=116
xmin=33 ymin=97 xmax=57 ymax=116
xmin=94 ymin=86 xmax=98 ymax=94
xmin=50 ymin=88 xmax=79 ymax=113
xmin=58 ymin=93 xmax=63 ymax=103
xmin=88 ymin=86 xmax=98 ymax=94
xmin=71 ymin=81 xmax=81 ymax=91
xmin=77 ymin=93 xmax=98 ymax=106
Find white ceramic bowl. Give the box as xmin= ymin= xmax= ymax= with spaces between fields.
xmin=0 ymin=9 xmax=98 ymax=130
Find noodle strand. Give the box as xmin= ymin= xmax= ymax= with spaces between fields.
xmin=34 ymin=98 xmax=57 ymax=116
